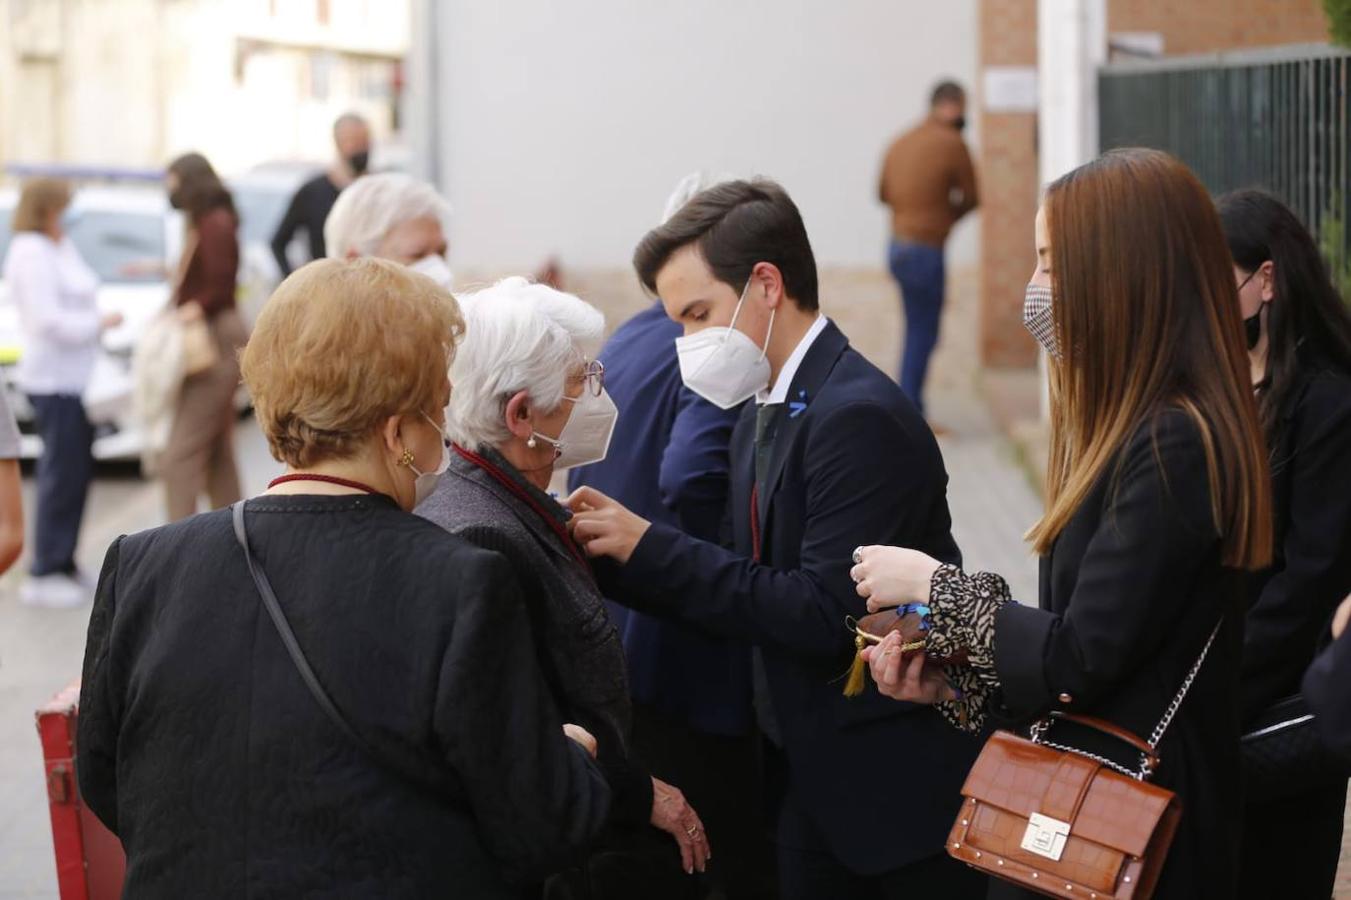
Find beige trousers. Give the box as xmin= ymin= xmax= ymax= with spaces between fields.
xmin=160 ymin=309 xmax=248 ymax=521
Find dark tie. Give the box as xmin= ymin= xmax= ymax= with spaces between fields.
xmin=751 ymin=402 xmax=785 ymax=745
xmin=754 ymin=403 xmax=784 ymax=487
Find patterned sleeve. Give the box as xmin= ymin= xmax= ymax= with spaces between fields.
xmin=924 ymin=564 xmax=1014 ymax=733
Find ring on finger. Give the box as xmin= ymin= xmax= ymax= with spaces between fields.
xmin=852 ymin=546 xmax=864 ymax=565
xmin=685 ymin=825 xmax=699 ymax=837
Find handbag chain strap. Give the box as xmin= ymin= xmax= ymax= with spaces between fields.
xmin=1030 ymin=621 xmax=1221 ymax=781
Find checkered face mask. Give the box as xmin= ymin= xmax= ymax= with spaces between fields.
xmin=1023 ymin=283 xmax=1058 ymax=358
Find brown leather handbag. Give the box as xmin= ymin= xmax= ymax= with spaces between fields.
xmin=947 ymin=624 xmax=1218 ymax=899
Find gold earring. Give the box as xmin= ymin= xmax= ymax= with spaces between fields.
xmin=398 ymin=448 xmax=415 ymax=467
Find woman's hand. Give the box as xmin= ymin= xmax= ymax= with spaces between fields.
xmin=850 ymin=545 xmax=942 ymax=612
xmin=562 ymin=723 xmax=597 ymax=758
xmin=861 ymin=633 xmax=956 ymax=704
xmin=1332 ymin=593 xmax=1351 ymax=640
xmin=649 ymin=777 xmax=709 ymax=875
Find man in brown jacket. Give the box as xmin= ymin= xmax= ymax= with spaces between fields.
xmin=878 ymin=80 xmax=978 ymax=417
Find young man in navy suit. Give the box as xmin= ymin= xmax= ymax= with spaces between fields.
xmin=569 ymin=179 xmax=984 ymax=899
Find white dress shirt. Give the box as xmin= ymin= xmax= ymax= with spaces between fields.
xmin=2 ymin=232 xmax=101 ymax=395
xmin=757 ymin=314 xmax=828 ymax=405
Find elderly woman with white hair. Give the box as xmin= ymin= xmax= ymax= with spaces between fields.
xmin=417 ymin=277 xmax=709 ymax=899
xmin=323 ymin=171 xmax=454 ymax=287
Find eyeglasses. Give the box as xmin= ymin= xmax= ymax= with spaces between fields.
xmin=578 ymin=360 xmax=606 ymax=397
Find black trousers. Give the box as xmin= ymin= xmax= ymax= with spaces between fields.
xmin=631 ymin=702 xmax=777 ymax=900
xmin=1238 ymin=780 xmax=1346 ymax=900
xmin=28 ymin=394 xmax=93 ymax=576
xmin=775 ymin=782 xmax=988 ymax=900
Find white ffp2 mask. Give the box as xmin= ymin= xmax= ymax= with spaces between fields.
xmin=674 ymin=280 xmax=775 ymax=409
xmin=408 ymin=413 xmax=452 ymax=507
xmin=531 ymin=387 xmax=618 ymax=470
xmin=408 ymin=254 xmax=454 ymax=290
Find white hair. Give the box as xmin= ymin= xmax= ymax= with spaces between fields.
xmin=661 ymin=170 xmax=736 ymax=223
xmin=323 ymin=172 xmax=451 ymax=259
xmin=447 ymin=277 xmax=605 ymax=451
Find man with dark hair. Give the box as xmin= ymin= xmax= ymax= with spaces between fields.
xmin=569 ymin=178 xmax=984 ymax=899
xmin=879 ymin=79 xmax=978 ymax=418
xmin=270 ymin=112 xmax=372 ymax=275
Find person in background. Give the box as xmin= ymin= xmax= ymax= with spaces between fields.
xmin=1304 ymin=593 xmax=1351 ymax=764
xmin=878 ymin=79 xmax=978 ymax=420
xmin=419 ymin=278 xmax=708 ymax=898
xmin=853 ymin=149 xmax=1273 ymax=900
xmin=270 ymin=112 xmax=371 ymax=275
xmin=569 ymin=179 xmax=985 ymax=899
xmin=323 ymin=172 xmax=453 ymax=287
xmin=161 ymin=153 xmax=248 ymax=521
xmin=566 ymin=171 xmax=772 ymax=899
xmin=78 ymin=258 xmax=611 ymax=896
xmin=1 ymin=178 xmax=120 ymax=606
xmin=1217 ymin=189 xmax=1351 ymax=900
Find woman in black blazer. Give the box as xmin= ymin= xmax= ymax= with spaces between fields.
xmin=1217 ymin=189 xmax=1351 ymax=899
xmin=77 ymin=259 xmax=611 ymax=898
xmin=850 ymin=149 xmax=1274 ymax=900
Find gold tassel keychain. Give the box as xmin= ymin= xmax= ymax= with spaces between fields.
xmin=841 ymin=616 xmax=927 ymax=697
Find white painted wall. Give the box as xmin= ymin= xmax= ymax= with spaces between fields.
xmin=416 ymin=0 xmax=980 ymax=270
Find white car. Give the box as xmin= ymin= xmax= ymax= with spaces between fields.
xmin=0 ymin=173 xmax=301 ymax=463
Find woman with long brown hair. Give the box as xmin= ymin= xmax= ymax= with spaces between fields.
xmin=849 ymin=148 xmax=1272 ymax=898
xmin=160 ymin=152 xmax=248 ymax=520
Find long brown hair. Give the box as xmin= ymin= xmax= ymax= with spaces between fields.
xmin=1027 ymin=148 xmax=1272 ymax=570
xmin=167 ymin=152 xmax=235 ymax=223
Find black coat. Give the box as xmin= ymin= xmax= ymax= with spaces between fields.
xmin=990 ymin=410 xmax=1246 ymax=900
xmin=1241 ymin=360 xmax=1351 ymax=719
xmin=600 ymin=320 xmax=982 ymax=875
xmin=77 ymin=494 xmax=611 ymax=898
xmin=417 ymin=448 xmax=655 ymax=827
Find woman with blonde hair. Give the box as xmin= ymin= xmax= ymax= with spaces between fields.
xmin=78 ymin=258 xmax=611 ymax=896
xmin=851 ymin=149 xmax=1273 ymax=899
xmin=2 ymin=178 xmax=121 ymax=606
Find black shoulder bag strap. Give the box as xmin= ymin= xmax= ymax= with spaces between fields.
xmin=232 ymin=500 xmax=382 ymax=759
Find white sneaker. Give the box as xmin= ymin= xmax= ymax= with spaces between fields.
xmin=20 ymin=574 xmax=89 ymax=609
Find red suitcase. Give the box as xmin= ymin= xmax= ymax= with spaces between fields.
xmin=35 ymin=681 xmax=126 ymax=900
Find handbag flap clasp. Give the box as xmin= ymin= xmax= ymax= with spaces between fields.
xmin=1021 ymin=812 xmax=1070 ymax=861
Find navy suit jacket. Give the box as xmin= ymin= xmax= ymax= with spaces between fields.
xmin=569 ymin=304 xmax=751 ymax=735
xmin=599 ymin=320 xmax=981 ymax=874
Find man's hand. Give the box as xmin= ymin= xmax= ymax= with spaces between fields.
xmin=566 ymin=486 xmax=652 ymax=564
xmin=649 ymin=777 xmax=709 ymax=875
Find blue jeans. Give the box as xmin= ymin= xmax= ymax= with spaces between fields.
xmin=28 ymin=394 xmax=93 ymax=576
xmin=888 ymin=239 xmax=946 ymax=416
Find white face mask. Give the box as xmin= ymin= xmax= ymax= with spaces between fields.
xmin=674 ymin=278 xmax=775 ymax=410
xmin=408 ymin=254 xmax=454 ymax=289
xmin=531 ymin=387 xmax=618 ymax=471
xmin=407 ymin=413 xmax=452 ymax=507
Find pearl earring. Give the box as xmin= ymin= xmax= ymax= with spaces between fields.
xmin=526 ymin=435 xmax=537 ymax=449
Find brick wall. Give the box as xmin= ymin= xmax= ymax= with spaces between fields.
xmin=977 ymin=0 xmax=1331 ymax=371
xmin=1110 ymin=0 xmax=1329 ymax=53
xmin=978 ymin=0 xmax=1041 ymax=369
